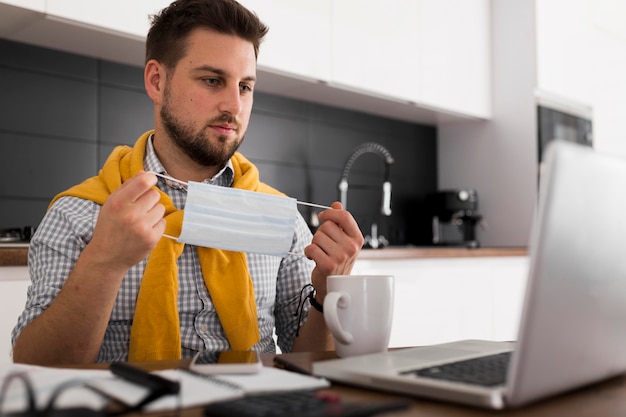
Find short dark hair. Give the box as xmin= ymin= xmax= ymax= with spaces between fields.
xmin=146 ymin=0 xmax=268 ymax=68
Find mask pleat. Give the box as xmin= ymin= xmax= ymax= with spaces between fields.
xmin=177 ymin=181 xmax=297 ymax=257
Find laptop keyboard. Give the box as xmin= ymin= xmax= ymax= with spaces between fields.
xmin=401 ymin=351 xmax=512 ymax=387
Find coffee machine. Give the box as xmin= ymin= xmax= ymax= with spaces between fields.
xmin=425 ymin=189 xmax=483 ymax=248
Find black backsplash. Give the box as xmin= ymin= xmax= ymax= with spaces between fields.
xmin=0 ymin=39 xmax=437 ymax=246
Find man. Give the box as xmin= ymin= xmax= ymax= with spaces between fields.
xmin=11 ymin=0 xmax=363 ymax=364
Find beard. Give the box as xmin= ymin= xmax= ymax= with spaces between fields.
xmin=160 ymin=90 xmax=243 ymax=168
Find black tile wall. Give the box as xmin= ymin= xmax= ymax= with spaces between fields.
xmin=0 ymin=39 xmax=437 ymax=246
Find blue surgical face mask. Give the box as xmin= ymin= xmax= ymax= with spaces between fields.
xmin=177 ymin=181 xmax=297 ymax=257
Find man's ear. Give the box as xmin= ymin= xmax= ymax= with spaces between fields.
xmin=145 ymin=59 xmax=165 ymax=103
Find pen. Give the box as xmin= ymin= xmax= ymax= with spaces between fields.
xmin=110 ymin=362 xmax=180 ymax=395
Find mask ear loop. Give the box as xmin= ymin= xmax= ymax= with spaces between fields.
xmin=149 ymin=171 xmax=188 ymax=187
xmin=296 ymin=201 xmax=332 ymax=210
xmin=149 ymin=171 xmax=331 ymax=211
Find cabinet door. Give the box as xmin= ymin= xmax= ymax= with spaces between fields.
xmin=353 ymin=256 xmax=528 ymax=348
xmin=239 ymin=0 xmax=332 ymax=82
xmin=419 ymin=0 xmax=491 ymax=118
xmin=0 ymin=267 xmax=29 ymax=365
xmin=331 ymin=0 xmax=421 ymax=102
xmin=46 ymin=0 xmax=171 ymax=38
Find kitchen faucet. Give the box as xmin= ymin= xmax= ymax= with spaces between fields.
xmin=338 ymin=142 xmax=394 ymax=248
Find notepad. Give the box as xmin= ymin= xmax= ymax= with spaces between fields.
xmin=211 ymin=366 xmax=331 ymax=394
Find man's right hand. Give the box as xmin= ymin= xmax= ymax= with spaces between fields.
xmin=89 ymin=171 xmax=166 ymax=271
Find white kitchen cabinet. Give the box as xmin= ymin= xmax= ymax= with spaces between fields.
xmin=239 ymin=0 xmax=332 ymax=83
xmin=353 ymin=256 xmax=529 ymax=348
xmin=0 ymin=0 xmax=491 ymax=122
xmin=45 ymin=0 xmax=171 ymax=38
xmin=419 ymin=0 xmax=491 ymax=118
xmin=0 ymin=266 xmax=29 ymax=365
xmin=243 ymin=0 xmax=490 ymax=119
xmin=331 ymin=0 xmax=490 ymax=118
xmin=331 ymin=0 xmax=421 ymax=103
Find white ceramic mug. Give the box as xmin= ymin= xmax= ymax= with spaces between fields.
xmin=323 ymin=275 xmax=394 ymax=358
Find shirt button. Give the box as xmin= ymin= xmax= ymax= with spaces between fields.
xmin=200 ymin=324 xmax=208 ymax=332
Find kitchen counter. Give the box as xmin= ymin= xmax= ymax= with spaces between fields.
xmin=0 ymin=246 xmax=527 ymax=267
xmin=0 ymin=245 xmax=29 ymax=266
xmin=358 ymin=246 xmax=527 ymax=260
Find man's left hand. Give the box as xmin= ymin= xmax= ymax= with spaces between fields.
xmin=304 ymin=202 xmax=364 ymax=296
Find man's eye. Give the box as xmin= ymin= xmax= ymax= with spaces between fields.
xmin=240 ymin=84 xmax=253 ymax=93
xmin=203 ymin=78 xmax=220 ymax=86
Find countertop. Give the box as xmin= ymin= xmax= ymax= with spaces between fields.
xmin=0 ymin=244 xmax=29 ymax=267
xmin=358 ymin=246 xmax=527 ymax=260
xmin=0 ymin=245 xmax=527 ymax=267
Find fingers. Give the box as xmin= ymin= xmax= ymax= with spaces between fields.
xmin=304 ymin=202 xmax=364 ymax=280
xmin=116 ymin=171 xmax=158 ymax=205
xmin=314 ymin=202 xmax=364 ymax=251
xmin=130 ymin=172 xmax=167 ymax=232
xmin=90 ymin=172 xmax=166 ymax=269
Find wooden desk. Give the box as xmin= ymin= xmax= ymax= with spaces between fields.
xmin=96 ymin=352 xmax=626 ymax=417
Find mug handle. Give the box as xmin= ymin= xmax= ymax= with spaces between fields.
xmin=323 ymin=291 xmax=354 ymax=344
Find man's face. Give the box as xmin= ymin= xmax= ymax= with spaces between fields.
xmin=159 ymin=28 xmax=257 ymax=168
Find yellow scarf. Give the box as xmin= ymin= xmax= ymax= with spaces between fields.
xmin=51 ymin=130 xmax=283 ymax=360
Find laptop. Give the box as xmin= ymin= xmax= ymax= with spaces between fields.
xmin=313 ymin=140 xmax=626 ymax=409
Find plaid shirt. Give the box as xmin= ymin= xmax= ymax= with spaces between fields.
xmin=12 ymin=137 xmax=315 ymax=362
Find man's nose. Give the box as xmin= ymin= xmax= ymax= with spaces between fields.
xmin=217 ymin=85 xmax=243 ymax=115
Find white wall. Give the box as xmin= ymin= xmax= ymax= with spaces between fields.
xmin=536 ymin=0 xmax=626 ymax=158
